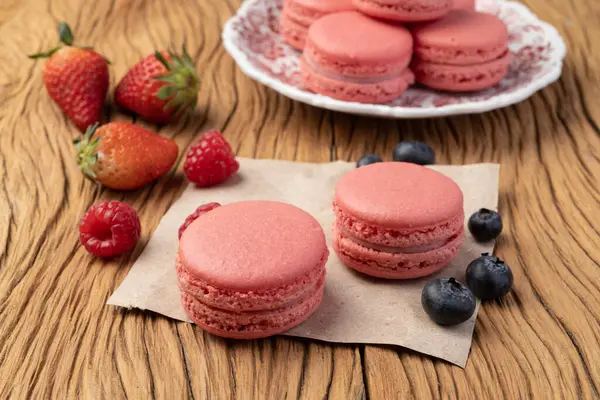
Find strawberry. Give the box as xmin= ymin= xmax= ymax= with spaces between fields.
xmin=74 ymin=122 xmax=178 ymax=190
xmin=114 ymin=48 xmax=200 ymax=124
xmin=29 ymin=22 xmax=109 ymax=131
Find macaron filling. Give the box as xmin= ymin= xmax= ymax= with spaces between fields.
xmin=176 ymin=250 xmax=328 ymax=312
xmin=333 ymin=201 xmax=464 ymax=248
xmin=354 ymin=0 xmax=451 ymax=12
xmin=181 ymin=282 xmax=324 ymax=334
xmin=303 ymin=45 xmax=411 ymax=78
xmin=414 ymin=45 xmax=509 ymax=65
xmin=412 ymin=51 xmax=511 ymax=90
xmin=333 ymin=225 xmax=465 ymax=279
xmin=303 ymin=52 xmax=411 ymax=84
xmin=337 ymin=224 xmax=459 ymax=254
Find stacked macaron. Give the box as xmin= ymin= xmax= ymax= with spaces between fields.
xmin=280 ymin=0 xmax=355 ymax=50
xmin=177 ymin=201 xmax=328 ymax=339
xmin=280 ymin=0 xmax=511 ymax=102
xmin=411 ymin=10 xmax=511 ymax=91
xmin=300 ymin=12 xmax=415 ymax=104
xmin=332 ymin=162 xmax=465 ymax=279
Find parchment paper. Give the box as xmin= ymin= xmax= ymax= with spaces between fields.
xmin=108 ymin=158 xmax=499 ymax=367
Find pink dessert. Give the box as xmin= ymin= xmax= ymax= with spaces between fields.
xmin=411 ymin=9 xmax=511 ymax=91
xmin=332 ymin=162 xmax=465 ymax=279
xmin=177 ymin=201 xmax=328 ymax=339
xmin=300 ymin=11 xmax=415 ymax=103
xmin=280 ymin=0 xmax=355 ymax=50
xmin=280 ymin=10 xmax=309 ymax=50
xmin=353 ymin=0 xmax=452 ymax=22
xmin=453 ymin=0 xmax=475 ymax=10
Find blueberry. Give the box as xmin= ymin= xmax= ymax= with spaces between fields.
xmin=392 ymin=141 xmax=435 ymax=165
xmin=421 ymin=278 xmax=476 ymax=326
xmin=466 ymin=253 xmax=513 ymax=301
xmin=356 ymin=154 xmax=383 ymax=168
xmin=468 ymin=208 xmax=503 ymax=242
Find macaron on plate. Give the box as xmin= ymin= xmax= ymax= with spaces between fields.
xmin=223 ymin=0 xmax=566 ymax=118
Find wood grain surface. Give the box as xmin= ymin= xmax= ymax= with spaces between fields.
xmin=0 ymin=0 xmax=599 ymax=398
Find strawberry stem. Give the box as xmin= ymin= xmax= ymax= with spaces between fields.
xmin=75 ymin=123 xmax=101 ymax=179
xmin=58 ymin=22 xmax=74 ymax=46
xmin=152 ymin=46 xmax=200 ymax=117
xmin=154 ymin=51 xmax=171 ymax=71
xmin=28 ymin=22 xmax=105 ymax=60
xmin=28 ymin=47 xmax=62 ymax=59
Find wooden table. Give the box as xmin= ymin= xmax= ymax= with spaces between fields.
xmin=1 ymin=0 xmax=599 ymax=398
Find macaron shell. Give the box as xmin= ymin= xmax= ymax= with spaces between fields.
xmin=178 ymin=201 xmax=327 ymax=291
xmin=284 ymin=0 xmax=355 ymax=26
xmin=300 ymin=58 xmax=414 ymax=103
xmin=412 ymin=10 xmax=509 ymax=65
xmin=334 ymin=162 xmax=464 ymax=230
xmin=280 ymin=10 xmax=308 ymax=50
xmin=176 ymin=252 xmax=327 ymax=312
xmin=303 ymin=44 xmax=411 ymax=79
xmin=333 ymin=225 xmax=464 ymax=279
xmin=452 ymin=0 xmax=475 ymax=10
xmin=181 ymin=282 xmax=324 ymax=339
xmin=353 ymin=0 xmax=452 ymax=22
xmin=334 ymin=202 xmax=464 ymax=247
xmin=413 ymin=51 xmax=511 ymax=91
xmin=306 ymin=11 xmax=414 ymax=68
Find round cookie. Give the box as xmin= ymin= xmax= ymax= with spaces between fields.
xmin=411 ymin=10 xmax=511 ymax=91
xmin=300 ymin=11 xmax=415 ymax=103
xmin=332 ymin=162 xmax=465 ymax=279
xmin=177 ymin=201 xmax=328 ymax=339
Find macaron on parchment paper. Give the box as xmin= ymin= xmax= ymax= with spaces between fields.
xmin=332 ymin=162 xmax=465 ymax=279
xmin=177 ymin=201 xmax=329 ymax=339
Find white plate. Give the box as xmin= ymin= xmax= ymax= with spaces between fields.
xmin=222 ymin=0 xmax=566 ymax=118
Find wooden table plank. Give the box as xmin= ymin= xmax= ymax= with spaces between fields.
xmin=0 ymin=0 xmax=599 ymax=398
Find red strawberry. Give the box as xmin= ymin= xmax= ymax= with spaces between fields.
xmin=29 ymin=22 xmax=109 ymax=131
xmin=79 ymin=201 xmax=141 ymax=258
xmin=115 ymin=48 xmax=200 ymax=124
xmin=178 ymin=202 xmax=221 ymax=239
xmin=75 ymin=122 xmax=178 ymax=190
xmin=184 ymin=130 xmax=239 ymax=187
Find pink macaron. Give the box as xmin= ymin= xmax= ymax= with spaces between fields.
xmin=332 ymin=162 xmax=465 ymax=279
xmin=453 ymin=0 xmax=475 ymax=10
xmin=177 ymin=201 xmax=328 ymax=339
xmin=353 ymin=0 xmax=452 ymax=22
xmin=411 ymin=9 xmax=511 ymax=92
xmin=300 ymin=11 xmax=415 ymax=104
xmin=280 ymin=0 xmax=355 ymax=50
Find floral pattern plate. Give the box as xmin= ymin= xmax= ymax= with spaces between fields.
xmin=222 ymin=0 xmax=566 ymax=118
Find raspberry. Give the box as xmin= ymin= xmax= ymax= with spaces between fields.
xmin=184 ymin=130 xmax=239 ymax=187
xmin=178 ymin=202 xmax=221 ymax=239
xmin=79 ymin=201 xmax=141 ymax=258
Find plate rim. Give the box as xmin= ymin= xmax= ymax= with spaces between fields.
xmin=222 ymin=0 xmax=567 ymax=118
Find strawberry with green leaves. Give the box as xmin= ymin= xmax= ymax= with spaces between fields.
xmin=115 ymin=48 xmax=200 ymax=124
xmin=29 ymin=22 xmax=109 ymax=131
xmin=75 ymin=122 xmax=178 ymax=191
